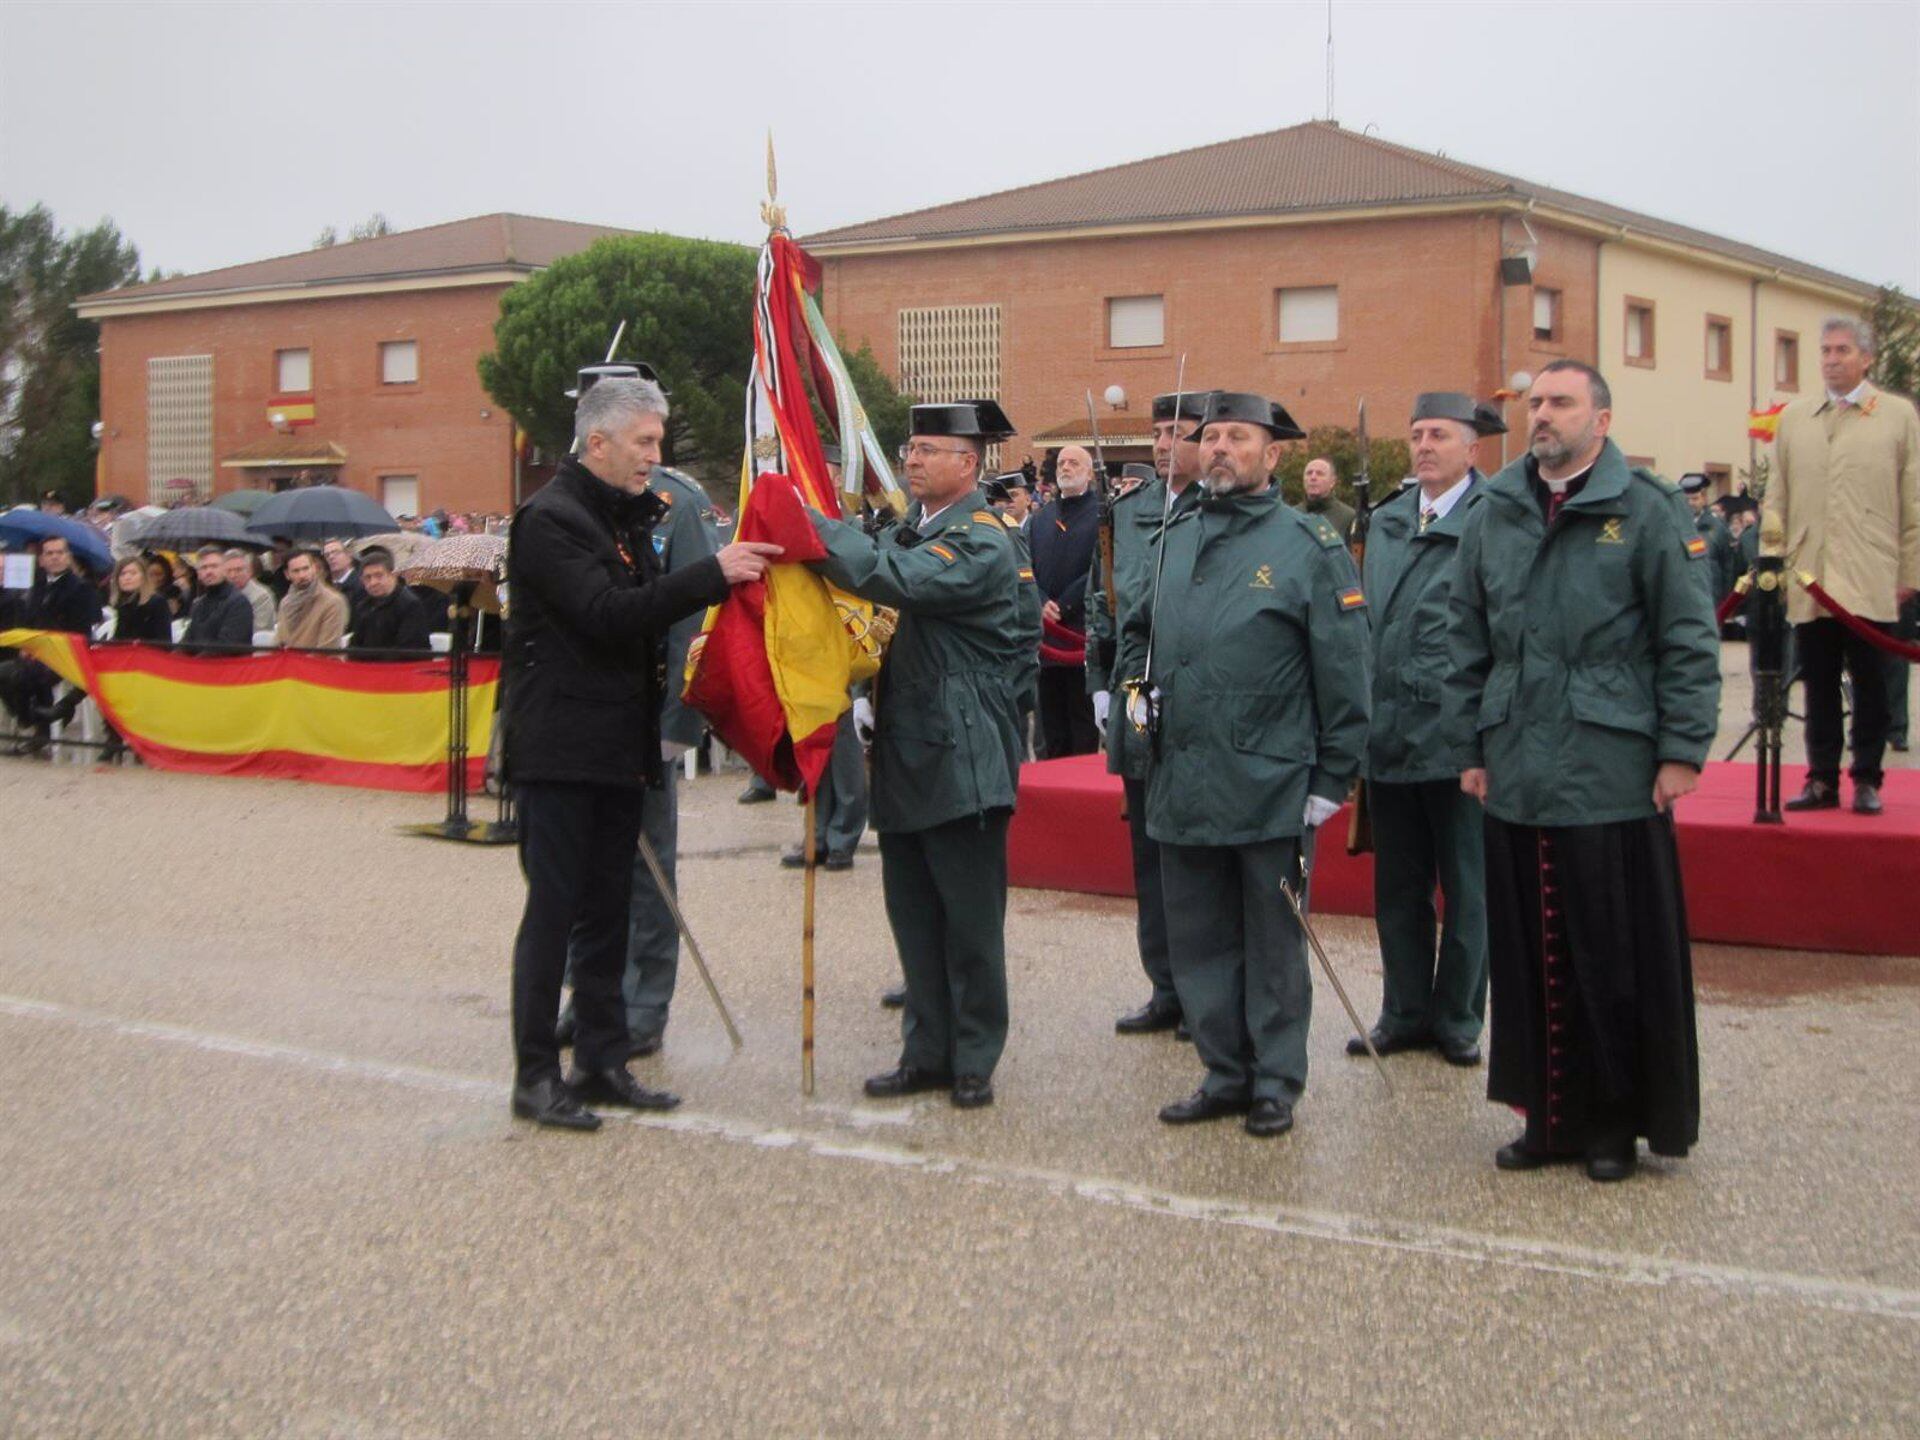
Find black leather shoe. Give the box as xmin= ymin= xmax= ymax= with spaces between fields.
xmin=780 ymin=847 xmax=809 ymax=868
xmin=864 ymin=1064 xmax=952 ymax=1098
xmin=737 ymin=784 xmax=775 ymax=805
xmin=1495 ymin=1137 xmax=1577 ymax=1171
xmin=511 ymin=1076 xmax=601 ymax=1131
xmin=1784 ymin=780 xmax=1840 ymax=811
xmin=1245 ymin=1098 xmax=1294 ymax=1137
xmin=553 ymin=1005 xmax=576 ymax=1049
xmin=1585 ymin=1143 xmax=1638 ymax=1182
xmin=627 ymin=1031 xmax=663 ymax=1060
xmin=1346 ymin=1027 xmax=1429 ymax=1058
xmin=565 ymin=1065 xmax=680 ymax=1111
xmin=1158 ymin=1089 xmax=1251 ymax=1125
xmin=879 ymin=985 xmax=907 ymax=1009
xmin=824 ymin=850 xmax=855 ymax=872
xmin=951 ymin=1074 xmax=994 ymax=1108
xmin=1115 ymin=997 xmax=1183 ymax=1035
xmin=1438 ymin=1038 xmax=1483 ymax=1067
xmin=1853 ymin=784 xmax=1883 ymax=816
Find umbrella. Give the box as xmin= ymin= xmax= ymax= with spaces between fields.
xmin=212 ymin=488 xmax=274 ymax=516
xmin=135 ymin=505 xmax=264 ymax=549
xmin=353 ymin=530 xmax=434 ymax=567
xmin=0 ymin=506 xmax=114 ymax=575
xmin=246 ymin=484 xmax=396 ymax=541
xmin=403 ymin=533 xmax=508 ymax=613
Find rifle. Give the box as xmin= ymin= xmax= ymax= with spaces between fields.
xmin=1085 ymin=390 xmax=1117 ymax=621
xmin=1122 ymin=354 xmax=1186 ymax=753
xmin=1346 ymin=397 xmax=1375 ymax=857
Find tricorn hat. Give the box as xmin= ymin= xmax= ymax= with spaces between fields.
xmin=566 ymin=360 xmax=668 ymax=400
xmin=909 ymin=399 xmax=1016 ymax=443
xmin=1411 ymin=391 xmax=1507 ymax=437
xmin=1719 ymin=493 xmax=1759 ymax=516
xmin=996 ymin=469 xmax=1031 ymax=493
xmin=1191 ymin=391 xmax=1305 ymax=441
xmin=1152 ymin=390 xmax=1213 ymax=424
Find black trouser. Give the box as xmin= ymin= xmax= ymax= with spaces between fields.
xmin=1036 ymin=666 xmax=1098 ymax=758
xmin=511 ymin=781 xmax=647 ymax=1085
xmin=0 ymin=657 xmax=56 ymax=731
xmin=1796 ymin=617 xmax=1892 ymax=787
xmin=1122 ymin=774 xmax=1175 ymax=1006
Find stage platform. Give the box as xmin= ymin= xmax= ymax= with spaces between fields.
xmin=1007 ymin=757 xmax=1920 ymax=957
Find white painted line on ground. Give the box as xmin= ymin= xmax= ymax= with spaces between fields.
xmin=4 ymin=992 xmax=1915 ymax=1322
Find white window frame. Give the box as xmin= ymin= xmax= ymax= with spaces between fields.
xmin=1106 ymin=295 xmax=1164 ymax=349
xmin=1277 ymin=286 xmax=1340 ymax=343
xmin=379 ymin=340 xmax=419 ymax=385
xmin=276 ymin=347 xmax=312 ymax=393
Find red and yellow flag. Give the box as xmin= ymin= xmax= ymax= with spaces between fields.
xmin=1748 ymin=402 xmax=1786 ymax=441
xmin=0 ymin=628 xmax=493 ymax=791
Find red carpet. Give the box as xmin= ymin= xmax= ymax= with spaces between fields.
xmin=1008 ymin=757 xmax=1920 ymax=957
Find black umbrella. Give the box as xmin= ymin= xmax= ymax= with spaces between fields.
xmin=135 ymin=505 xmax=264 ymax=549
xmin=246 ymin=485 xmax=396 ymax=541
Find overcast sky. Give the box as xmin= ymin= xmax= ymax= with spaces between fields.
xmin=3 ymin=0 xmax=1915 ymax=291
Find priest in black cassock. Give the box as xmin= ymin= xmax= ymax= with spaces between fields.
xmin=1443 ymin=360 xmax=1721 ymax=1183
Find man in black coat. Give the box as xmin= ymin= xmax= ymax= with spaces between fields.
xmin=180 ymin=547 xmax=255 ymax=653
xmin=348 ymin=548 xmax=434 ymax=652
xmin=0 ymin=535 xmax=100 ymax=753
xmin=1028 ymin=443 xmax=1102 ymax=757
xmin=504 ymin=375 xmax=778 ymax=1131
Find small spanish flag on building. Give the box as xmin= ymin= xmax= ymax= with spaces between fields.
xmin=269 ymin=395 xmax=317 ymax=429
xmin=1747 ymin=402 xmax=1786 ymax=441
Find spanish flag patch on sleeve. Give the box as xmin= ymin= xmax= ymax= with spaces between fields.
xmin=1338 ymin=586 xmax=1367 ymax=610
xmin=1018 ymin=567 xmax=1034 ymax=581
xmin=1685 ymin=536 xmax=1708 ymax=558
xmin=928 ymin=543 xmax=957 ymax=563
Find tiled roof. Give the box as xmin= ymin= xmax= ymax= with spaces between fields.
xmin=80 ymin=214 xmax=634 ymax=304
xmin=805 ymin=122 xmax=1871 ymax=297
xmin=221 ymin=437 xmax=348 ymax=466
xmin=1031 ymin=415 xmax=1155 ymax=444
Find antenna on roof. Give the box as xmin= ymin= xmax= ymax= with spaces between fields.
xmin=1324 ymin=0 xmax=1336 ymax=121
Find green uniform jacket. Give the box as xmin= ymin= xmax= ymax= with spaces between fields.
xmin=1362 ymin=476 xmax=1479 ymax=784
xmin=1693 ymin=506 xmax=1737 ymax=603
xmin=1442 ymin=441 xmax=1722 ymax=828
xmin=809 ymin=486 xmax=1034 ymax=834
xmin=1120 ymin=486 xmax=1373 ymax=846
xmin=652 ymin=466 xmax=721 ymax=749
xmin=1090 ymin=478 xmax=1202 ymax=780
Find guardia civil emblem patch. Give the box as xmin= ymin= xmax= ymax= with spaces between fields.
xmin=1250 ymin=564 xmax=1275 ymax=589
xmin=1598 ymin=518 xmax=1627 ymax=544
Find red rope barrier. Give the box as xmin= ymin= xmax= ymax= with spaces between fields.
xmin=1714 ymin=586 xmax=1745 ymax=627
xmin=1801 ymin=577 xmax=1920 ymax=662
xmin=1041 ymin=615 xmax=1087 ymax=667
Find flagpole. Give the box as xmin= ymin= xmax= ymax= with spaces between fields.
xmin=801 ymin=792 xmax=818 ymax=1096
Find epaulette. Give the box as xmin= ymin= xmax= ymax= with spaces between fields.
xmin=1299 ymin=510 xmax=1348 ymax=550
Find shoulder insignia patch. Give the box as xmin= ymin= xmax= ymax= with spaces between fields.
xmin=927 ymin=543 xmax=957 ymax=564
xmin=1018 ymin=566 xmax=1035 ymax=582
xmin=1337 ymin=585 xmax=1367 ymax=611
xmin=971 ymin=510 xmax=1000 ymax=526
xmin=1684 ymin=535 xmax=1708 ymax=558
xmin=1310 ymin=516 xmax=1346 ymax=549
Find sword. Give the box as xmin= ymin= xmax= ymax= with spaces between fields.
xmin=1280 ymin=855 xmax=1392 ymax=1097
xmin=637 ymin=832 xmax=744 ymax=1050
xmin=1125 ymin=353 xmax=1186 ymax=745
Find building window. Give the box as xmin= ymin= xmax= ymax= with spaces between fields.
xmin=1106 ymin=295 xmax=1164 ymax=349
xmin=1704 ymin=315 xmax=1733 ymax=382
xmin=380 ymin=340 xmax=419 ymax=385
xmin=381 ymin=475 xmax=420 ymax=518
xmin=1775 ymin=330 xmax=1800 ymax=391
xmin=147 ymin=355 xmax=214 ymax=506
xmin=1624 ymin=299 xmax=1656 ymax=368
xmin=1532 ymin=287 xmax=1562 ymax=343
xmin=899 ymin=304 xmax=1003 ymax=466
xmin=1277 ymin=286 xmax=1339 ymax=343
xmin=275 ymin=347 xmax=311 ymax=393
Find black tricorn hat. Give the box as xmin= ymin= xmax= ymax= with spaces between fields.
xmin=566 ymin=360 xmax=668 ymax=400
xmin=982 ymin=476 xmax=1011 ymax=504
xmin=910 ymin=399 xmax=1016 ymax=443
xmin=994 ymin=469 xmax=1031 ymax=492
xmin=1152 ymin=390 xmax=1212 ymax=424
xmin=1411 ymin=391 xmax=1507 ymax=437
xmin=1719 ymin=493 xmax=1759 ymax=516
xmin=1192 ymin=391 xmax=1305 ymax=441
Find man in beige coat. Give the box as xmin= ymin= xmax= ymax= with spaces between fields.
xmin=1765 ymin=317 xmax=1920 ymax=815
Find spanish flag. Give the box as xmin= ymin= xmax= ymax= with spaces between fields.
xmin=1748 ymin=402 xmax=1786 ymax=441
xmin=0 ymin=629 xmax=493 ymax=792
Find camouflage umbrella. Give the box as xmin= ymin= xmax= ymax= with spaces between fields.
xmin=353 ymin=530 xmax=435 ymax=567
xmin=401 ymin=533 xmax=508 ymax=613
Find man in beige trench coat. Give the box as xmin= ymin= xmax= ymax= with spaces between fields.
xmin=1765 ymin=316 xmax=1920 ymax=816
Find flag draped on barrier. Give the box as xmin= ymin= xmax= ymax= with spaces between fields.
xmin=682 ymin=225 xmax=903 ymax=796
xmin=0 ymin=629 xmax=494 ymax=791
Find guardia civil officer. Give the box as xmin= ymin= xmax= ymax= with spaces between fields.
xmin=1088 ymin=390 xmax=1210 ymax=1035
xmin=1678 ymin=473 xmax=1738 ymax=606
xmin=805 ymin=401 xmax=1037 ymax=1109
xmin=1443 ymin=360 xmax=1720 ymax=1182
xmin=505 ymin=375 xmax=780 ymax=1131
xmin=1352 ymin=393 xmax=1503 ymax=1068
xmin=1119 ymin=392 xmax=1372 ymax=1137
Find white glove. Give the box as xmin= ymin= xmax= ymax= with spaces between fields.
xmin=852 ymin=696 xmax=875 ymax=745
xmin=1091 ymin=690 xmax=1111 ymax=736
xmin=1125 ymin=685 xmax=1161 ymax=732
xmin=1303 ymin=795 xmax=1342 ymax=829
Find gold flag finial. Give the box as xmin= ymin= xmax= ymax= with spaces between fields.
xmin=760 ymin=132 xmax=787 ymax=232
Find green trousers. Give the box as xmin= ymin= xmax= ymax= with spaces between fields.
xmin=1159 ymin=837 xmax=1311 ymax=1104
xmin=1368 ymin=778 xmax=1488 ymax=1048
xmin=879 ymin=809 xmax=1011 ymax=1079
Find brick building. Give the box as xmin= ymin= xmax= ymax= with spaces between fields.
xmin=807 ymin=123 xmax=1872 ymax=489
xmin=76 ymin=214 xmax=628 ymax=517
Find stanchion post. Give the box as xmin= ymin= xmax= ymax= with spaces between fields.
xmin=801 ymin=792 xmax=817 ymax=1096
